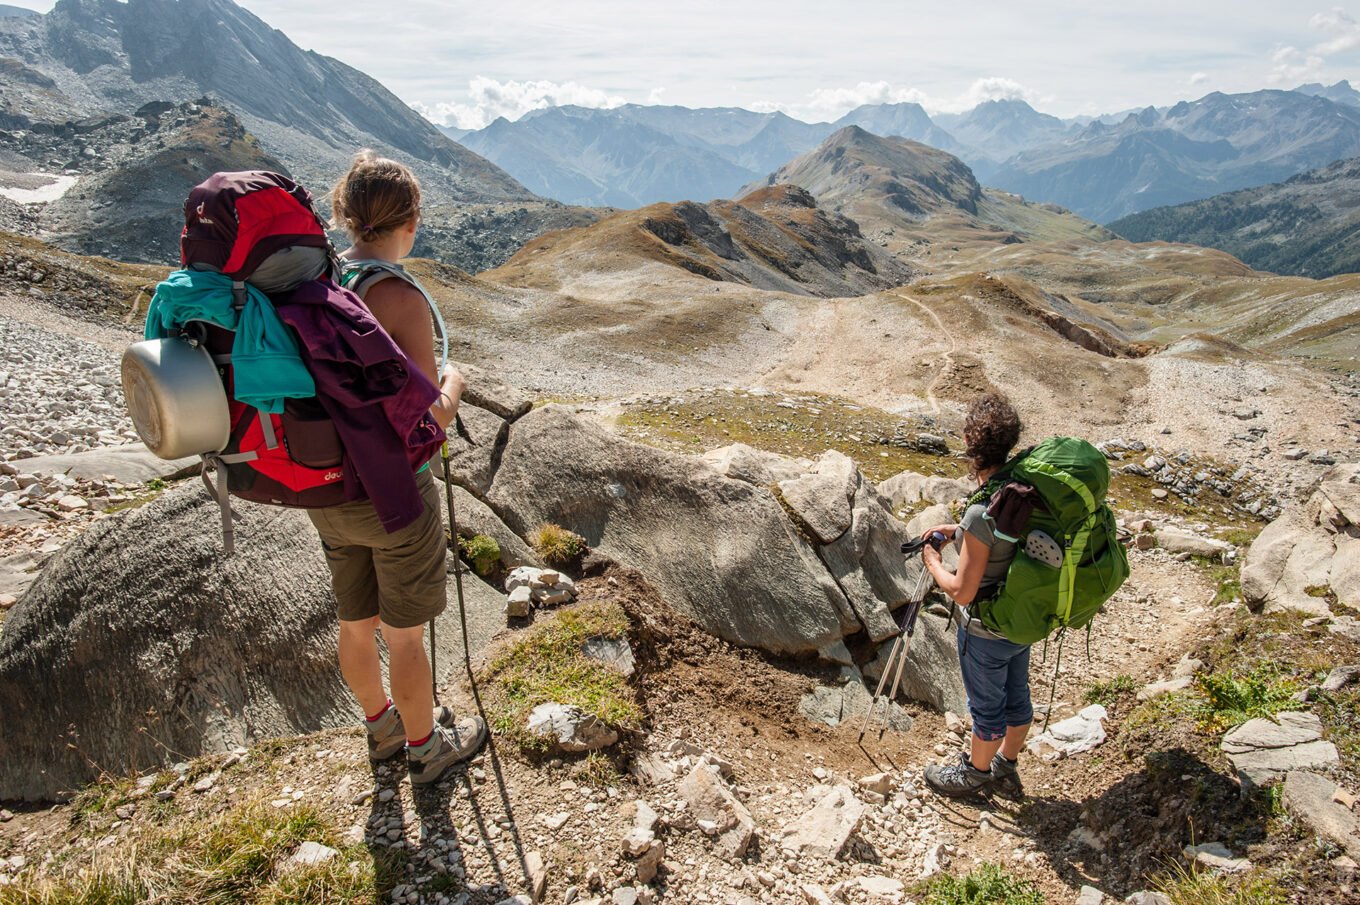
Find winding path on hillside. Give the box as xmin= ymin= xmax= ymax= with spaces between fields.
xmin=891 ymin=290 xmax=957 ymax=416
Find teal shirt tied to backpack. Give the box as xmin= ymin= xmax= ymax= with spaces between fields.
xmin=145 ymin=269 xmax=315 ymax=414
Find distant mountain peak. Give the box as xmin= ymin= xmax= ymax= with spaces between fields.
xmin=0 ymin=0 xmax=533 ymax=204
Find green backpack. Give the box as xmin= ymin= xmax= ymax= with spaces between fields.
xmin=969 ymin=437 xmax=1129 ymax=645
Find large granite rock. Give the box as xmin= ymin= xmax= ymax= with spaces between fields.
xmin=487 ymin=406 xmax=857 ymax=654
xmin=862 ymin=609 xmax=967 ymax=716
xmin=443 ymin=402 xmax=508 ymax=497
xmin=778 ymin=470 xmax=853 ymax=544
xmin=817 ymin=475 xmax=917 ymax=642
xmin=0 ymin=482 xmax=502 ymax=801
xmin=435 ymin=477 xmax=541 ymax=571
xmin=703 ymin=443 xmax=810 ymax=486
xmin=1243 ymin=464 xmax=1360 ymax=615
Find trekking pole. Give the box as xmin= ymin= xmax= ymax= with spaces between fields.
xmin=858 ymin=532 xmax=948 ymax=742
xmin=437 ymin=415 xmax=478 ymax=709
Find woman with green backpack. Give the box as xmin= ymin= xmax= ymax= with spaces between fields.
xmin=917 ymin=392 xmax=1129 ymax=800
xmin=919 ymin=392 xmax=1031 ymax=800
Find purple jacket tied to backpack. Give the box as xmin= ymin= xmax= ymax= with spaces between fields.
xmin=275 ymin=278 xmax=445 ymax=532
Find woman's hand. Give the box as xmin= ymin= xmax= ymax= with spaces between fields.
xmin=923 ymin=542 xmax=943 ymax=569
xmin=922 ymin=524 xmax=958 ymax=541
xmin=432 ymin=365 xmax=465 ymax=431
xmin=440 ymin=364 xmax=466 ymax=401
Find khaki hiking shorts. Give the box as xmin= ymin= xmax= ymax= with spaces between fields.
xmin=307 ymin=468 xmax=447 ymax=629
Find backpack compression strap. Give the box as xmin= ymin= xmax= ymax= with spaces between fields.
xmin=1023 ymin=460 xmax=1099 ymax=626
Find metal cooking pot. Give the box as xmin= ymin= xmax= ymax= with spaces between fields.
xmin=121 ymin=338 xmax=231 ymax=460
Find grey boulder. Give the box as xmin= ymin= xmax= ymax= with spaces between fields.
xmin=526 ymin=703 xmax=619 ymax=753
xmin=1281 ymin=770 xmax=1360 ymax=859
xmin=877 ymin=471 xmax=972 ymax=511
xmin=1153 ymin=527 xmax=1233 ymax=560
xmin=703 ymin=443 xmax=810 ymax=486
xmin=487 ymin=406 xmax=857 ymax=654
xmin=443 ymin=403 xmax=509 ymax=496
xmin=1221 ymin=712 xmax=1339 ymax=790
xmin=14 ymin=443 xmax=200 ymax=484
xmin=0 ymin=482 xmax=502 ymax=801
xmin=676 ymin=763 xmax=756 ymax=861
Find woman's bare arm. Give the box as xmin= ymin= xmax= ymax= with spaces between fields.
xmin=923 ymin=530 xmax=990 ymax=607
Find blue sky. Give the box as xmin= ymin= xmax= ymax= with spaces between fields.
xmin=9 ymin=1 xmax=1360 ymax=128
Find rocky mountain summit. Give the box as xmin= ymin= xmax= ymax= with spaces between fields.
xmin=487 ymin=183 xmax=911 ymax=298
xmin=747 ymin=127 xmax=1111 ymax=262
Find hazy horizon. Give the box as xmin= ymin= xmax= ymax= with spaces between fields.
xmin=7 ymin=0 xmax=1360 ymax=130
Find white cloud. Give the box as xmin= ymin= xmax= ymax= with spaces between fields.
xmin=1188 ymin=71 xmax=1210 ymax=86
xmin=1269 ymin=45 xmax=1325 ymax=84
xmin=645 ymin=87 xmax=667 ymax=105
xmin=774 ymin=77 xmax=1045 ymax=122
xmin=1269 ymin=7 xmax=1360 ymax=84
xmin=1312 ymin=8 xmax=1360 ymax=54
xmin=415 ymin=77 xmax=625 ymax=130
xmin=800 ymin=81 xmax=932 ymax=119
xmin=954 ymin=77 xmax=1044 ymax=111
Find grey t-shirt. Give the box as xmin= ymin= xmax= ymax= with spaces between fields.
xmin=956 ymin=502 xmax=1018 ymax=639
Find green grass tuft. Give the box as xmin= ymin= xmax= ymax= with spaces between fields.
xmin=529 ymin=523 xmax=588 ymax=568
xmin=459 ymin=533 xmax=501 ymax=576
xmin=1083 ymin=674 xmax=1137 ymax=707
xmin=920 ymin=863 xmax=1045 ymax=905
xmin=1153 ymin=861 xmax=1287 ymax=905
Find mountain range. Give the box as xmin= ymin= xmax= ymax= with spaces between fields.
xmin=456 ymin=86 xmax=1360 ymax=225
xmin=456 ymin=101 xmax=969 ymax=209
xmin=0 ymin=0 xmax=528 ymax=203
xmin=1109 ymin=155 xmax=1360 ymax=279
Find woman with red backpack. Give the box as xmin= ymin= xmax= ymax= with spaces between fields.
xmin=311 ymin=151 xmax=486 ymax=785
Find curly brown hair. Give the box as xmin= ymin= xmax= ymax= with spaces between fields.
xmin=330 ymin=149 xmax=421 ymax=243
xmin=963 ymin=392 xmax=1022 ymax=475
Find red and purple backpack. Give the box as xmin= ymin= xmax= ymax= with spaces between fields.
xmin=178 ymin=172 xmax=349 ymax=547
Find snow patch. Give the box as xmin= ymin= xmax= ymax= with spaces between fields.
xmin=0 ymin=175 xmax=78 ymax=205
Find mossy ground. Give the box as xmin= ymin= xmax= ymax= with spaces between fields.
xmin=477 ymin=601 xmax=643 ymax=754
xmin=617 ymin=388 xmax=964 ymax=483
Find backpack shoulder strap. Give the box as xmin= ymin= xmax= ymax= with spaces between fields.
xmin=340 ymin=259 xmax=448 ymax=371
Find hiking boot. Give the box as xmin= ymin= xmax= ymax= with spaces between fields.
xmin=989 ymin=753 xmax=1024 ymax=800
xmin=408 ymin=717 xmax=488 ymax=786
xmin=923 ymin=751 xmax=994 ymax=799
xmin=367 ymin=704 xmax=457 ymax=762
